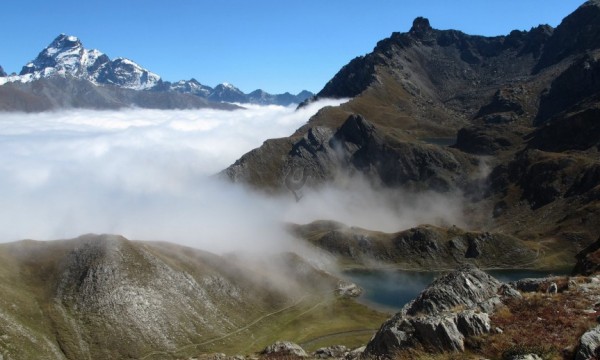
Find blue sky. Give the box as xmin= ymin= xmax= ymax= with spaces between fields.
xmin=1 ymin=0 xmax=585 ymax=94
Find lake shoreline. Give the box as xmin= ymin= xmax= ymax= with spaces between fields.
xmin=342 ymin=267 xmax=571 ymax=312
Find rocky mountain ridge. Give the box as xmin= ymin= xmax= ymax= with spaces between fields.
xmin=11 ymin=34 xmax=160 ymax=91
xmin=289 ymin=220 xmax=541 ymax=270
xmin=224 ymin=1 xmax=600 ymax=266
xmin=0 ymin=34 xmax=314 ymax=111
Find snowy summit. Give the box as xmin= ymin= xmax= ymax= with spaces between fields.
xmin=3 ymin=34 xmax=160 ymax=90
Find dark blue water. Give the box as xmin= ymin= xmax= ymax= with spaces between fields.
xmin=343 ymin=268 xmax=567 ymax=312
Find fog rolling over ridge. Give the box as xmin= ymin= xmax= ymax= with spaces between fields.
xmin=0 ymin=100 xmax=465 ymax=253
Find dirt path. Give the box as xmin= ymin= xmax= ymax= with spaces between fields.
xmin=140 ymin=294 xmax=312 ymax=360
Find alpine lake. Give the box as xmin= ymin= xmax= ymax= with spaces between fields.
xmin=342 ymin=268 xmax=569 ymax=312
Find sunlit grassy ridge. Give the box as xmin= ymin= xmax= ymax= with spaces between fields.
xmin=0 ymin=236 xmax=387 ymax=359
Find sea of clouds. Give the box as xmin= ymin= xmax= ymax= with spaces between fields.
xmin=0 ymin=100 xmax=465 ymax=254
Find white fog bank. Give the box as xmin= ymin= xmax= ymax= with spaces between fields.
xmin=0 ymin=100 xmax=465 ymax=253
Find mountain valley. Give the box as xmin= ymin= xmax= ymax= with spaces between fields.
xmin=1 ymin=1 xmax=600 ymax=359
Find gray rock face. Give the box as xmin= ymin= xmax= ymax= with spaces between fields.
xmin=576 ymin=325 xmax=600 ymax=360
xmin=335 ymin=282 xmax=362 ymax=298
xmin=225 ymin=113 xmax=477 ymax=192
xmin=313 ymin=345 xmax=348 ymax=358
xmin=262 ymin=341 xmax=308 ymax=357
xmin=409 ymin=311 xmax=490 ymax=352
xmin=364 ymin=266 xmax=501 ymax=356
xmin=406 ymin=265 xmax=502 ymax=315
xmin=508 ymin=355 xmax=543 ymax=360
xmin=410 ymin=314 xmax=465 ymax=351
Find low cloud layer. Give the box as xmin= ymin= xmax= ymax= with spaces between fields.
xmin=0 ymin=101 xmax=466 ymax=254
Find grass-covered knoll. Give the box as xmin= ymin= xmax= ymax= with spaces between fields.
xmin=0 ymin=235 xmax=387 ymax=359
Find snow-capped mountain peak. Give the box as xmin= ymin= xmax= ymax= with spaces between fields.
xmin=221 ymin=82 xmax=237 ymax=90
xmin=12 ymin=34 xmax=161 ymax=90
xmin=20 ymin=34 xmax=86 ymax=77
xmin=44 ymin=34 xmax=82 ymax=57
xmin=0 ymin=34 xmax=315 ymax=104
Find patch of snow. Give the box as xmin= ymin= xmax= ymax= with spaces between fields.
xmin=221 ymin=82 xmax=238 ymax=90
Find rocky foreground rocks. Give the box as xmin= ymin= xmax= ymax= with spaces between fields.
xmin=258 ymin=262 xmax=600 ymax=359
xmin=363 ymin=265 xmax=509 ymax=356
xmin=262 ymin=341 xmax=309 ymax=357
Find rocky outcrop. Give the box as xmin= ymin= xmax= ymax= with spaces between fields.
xmin=575 ymin=325 xmax=600 ymax=360
xmin=262 ymin=341 xmax=308 ymax=357
xmin=508 ymin=355 xmax=543 ymax=360
xmin=364 ymin=266 xmax=504 ymax=356
xmin=510 ymin=276 xmax=567 ymax=293
xmin=225 ymin=113 xmax=479 ymax=192
xmin=313 ymin=345 xmax=348 ymax=358
xmin=335 ymin=282 xmax=362 ymax=297
xmin=405 ymin=265 xmax=502 ymax=315
xmin=0 ymin=65 xmax=6 ymax=77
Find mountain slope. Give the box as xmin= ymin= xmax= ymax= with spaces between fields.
xmin=289 ymin=220 xmax=541 ymax=270
xmin=224 ymin=1 xmax=600 ymax=259
xmin=0 ymin=235 xmax=386 ymax=359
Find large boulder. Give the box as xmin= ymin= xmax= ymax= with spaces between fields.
xmin=409 ymin=311 xmax=491 ymax=352
xmin=406 ymin=264 xmax=502 ymax=315
xmin=575 ymin=325 xmax=600 ymax=360
xmin=364 ymin=266 xmax=501 ymax=356
xmin=262 ymin=341 xmax=308 ymax=358
xmin=312 ymin=345 xmax=348 ymax=359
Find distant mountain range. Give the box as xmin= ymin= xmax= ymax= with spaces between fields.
xmin=0 ymin=34 xmax=313 ymax=111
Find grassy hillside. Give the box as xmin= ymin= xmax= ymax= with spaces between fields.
xmin=0 ymin=235 xmax=387 ymax=359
